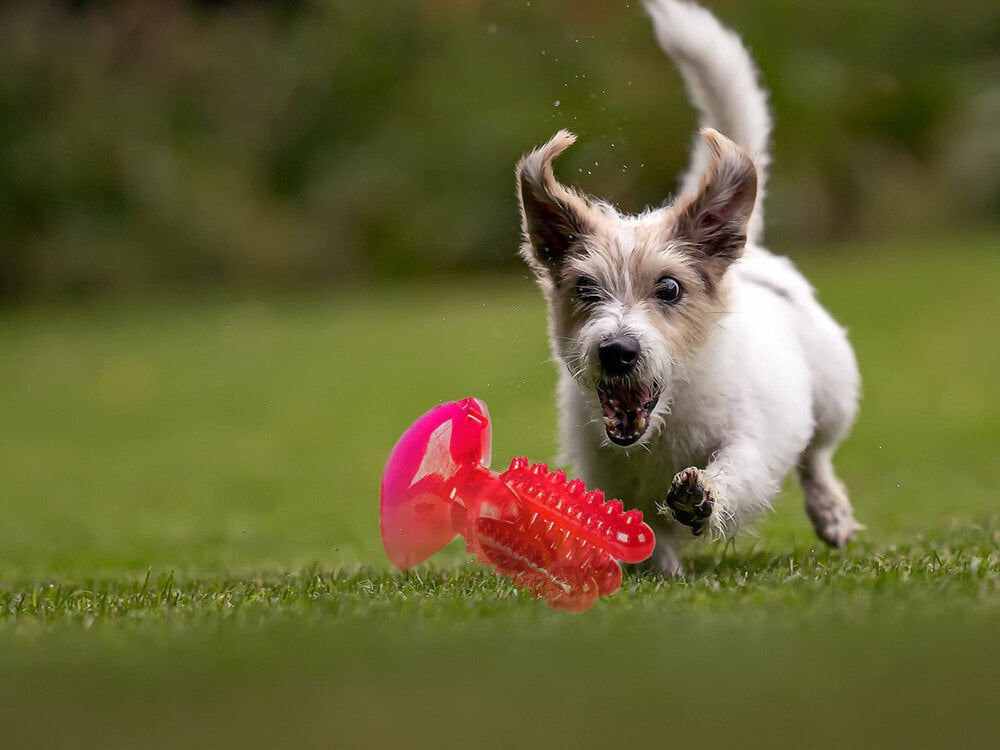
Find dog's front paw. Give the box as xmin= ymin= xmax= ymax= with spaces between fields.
xmin=662 ymin=467 xmax=714 ymax=537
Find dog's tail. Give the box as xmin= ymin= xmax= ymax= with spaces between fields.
xmin=645 ymin=0 xmax=771 ymax=245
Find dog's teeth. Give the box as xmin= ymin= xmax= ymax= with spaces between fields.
xmin=636 ymin=415 xmax=647 ymax=431
xmin=603 ymin=417 xmax=615 ymax=430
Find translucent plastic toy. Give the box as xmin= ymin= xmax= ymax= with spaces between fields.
xmin=379 ymin=397 xmax=656 ymax=612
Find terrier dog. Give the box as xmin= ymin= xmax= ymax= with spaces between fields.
xmin=516 ymin=0 xmax=861 ymax=575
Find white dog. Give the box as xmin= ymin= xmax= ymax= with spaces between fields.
xmin=516 ymin=0 xmax=860 ymax=575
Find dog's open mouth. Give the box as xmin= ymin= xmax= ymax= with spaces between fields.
xmin=598 ymin=381 xmax=659 ymax=446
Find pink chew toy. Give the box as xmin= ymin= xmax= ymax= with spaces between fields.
xmin=379 ymin=397 xmax=656 ymax=612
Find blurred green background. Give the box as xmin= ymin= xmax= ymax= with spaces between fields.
xmin=2 ymin=2 xmax=999 ymax=748
xmin=1 ymin=0 xmax=997 ymax=301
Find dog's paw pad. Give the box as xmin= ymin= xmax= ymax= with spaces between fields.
xmin=663 ymin=467 xmax=714 ymax=536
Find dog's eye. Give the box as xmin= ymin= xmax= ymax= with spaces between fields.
xmin=575 ymin=276 xmax=603 ymax=306
xmin=655 ymin=276 xmax=683 ymax=304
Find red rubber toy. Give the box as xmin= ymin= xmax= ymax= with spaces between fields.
xmin=379 ymin=398 xmax=656 ymax=612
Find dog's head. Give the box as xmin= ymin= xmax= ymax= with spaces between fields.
xmin=517 ymin=128 xmax=757 ymax=447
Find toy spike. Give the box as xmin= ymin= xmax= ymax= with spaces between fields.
xmin=379 ymin=398 xmax=656 ymax=612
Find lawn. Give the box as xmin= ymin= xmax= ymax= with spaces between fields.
xmin=1 ymin=231 xmax=998 ymax=748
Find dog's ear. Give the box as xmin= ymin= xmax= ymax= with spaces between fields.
xmin=517 ymin=130 xmax=595 ymax=273
xmin=673 ymin=129 xmax=758 ymax=282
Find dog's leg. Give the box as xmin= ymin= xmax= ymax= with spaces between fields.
xmin=647 ymin=520 xmax=687 ymax=576
xmin=798 ymin=445 xmax=860 ymax=547
xmin=661 ymin=442 xmax=785 ymax=539
xmin=796 ymin=324 xmax=860 ymax=547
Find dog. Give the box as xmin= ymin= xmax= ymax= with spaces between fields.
xmin=515 ymin=0 xmax=861 ymax=575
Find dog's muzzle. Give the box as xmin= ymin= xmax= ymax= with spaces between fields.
xmin=595 ymin=336 xmax=660 ymax=446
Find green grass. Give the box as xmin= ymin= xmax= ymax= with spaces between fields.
xmin=1 ymin=231 xmax=999 ymax=748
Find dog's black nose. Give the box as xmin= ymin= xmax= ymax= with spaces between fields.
xmin=598 ymin=336 xmax=640 ymax=376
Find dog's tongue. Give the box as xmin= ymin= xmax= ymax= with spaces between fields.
xmin=598 ymin=382 xmax=657 ymax=446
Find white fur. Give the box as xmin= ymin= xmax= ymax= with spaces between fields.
xmin=560 ymin=249 xmax=860 ymax=572
xmin=538 ymin=1 xmax=861 ymax=574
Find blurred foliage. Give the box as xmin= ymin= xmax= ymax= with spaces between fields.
xmin=0 ymin=0 xmax=997 ymax=301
